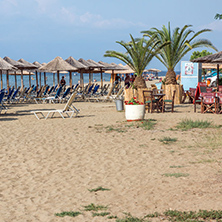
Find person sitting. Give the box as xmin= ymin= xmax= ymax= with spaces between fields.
xmin=60 ymin=76 xmax=66 ymax=87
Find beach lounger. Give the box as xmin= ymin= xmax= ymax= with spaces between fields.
xmin=31 ymin=92 xmax=79 ymax=120
xmin=0 ymin=92 xmax=7 ymax=114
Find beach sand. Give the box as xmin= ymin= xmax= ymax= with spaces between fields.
xmin=1 ymin=101 xmax=222 ymax=221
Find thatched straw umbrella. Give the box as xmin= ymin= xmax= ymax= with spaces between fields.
xmin=18 ymin=59 xmax=38 ymax=89
xmin=99 ymin=61 xmax=127 ymax=85
xmin=65 ymin=56 xmax=88 ymax=87
xmin=39 ymin=56 xmax=77 ymax=86
xmin=192 ymin=51 xmax=222 ymax=91
xmin=87 ymin=59 xmax=105 ymax=86
xmin=0 ymin=57 xmax=17 ymax=90
xmin=3 ymin=56 xmax=27 ymax=90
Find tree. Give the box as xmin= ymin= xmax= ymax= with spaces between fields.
xmin=215 ymin=14 xmax=222 ymax=20
xmin=190 ymin=50 xmax=212 ymax=60
xmin=142 ymin=23 xmax=217 ymax=85
xmin=104 ymin=34 xmax=169 ymax=89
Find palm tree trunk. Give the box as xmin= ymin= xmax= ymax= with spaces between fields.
xmin=165 ymin=69 xmax=177 ymax=85
xmin=134 ymin=75 xmax=147 ymax=89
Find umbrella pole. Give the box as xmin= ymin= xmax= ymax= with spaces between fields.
xmin=35 ymin=71 xmax=38 ymax=91
xmin=80 ymin=70 xmax=84 ymax=88
xmin=217 ymin=64 xmax=219 ymax=91
xmin=57 ymin=71 xmax=60 ymax=86
xmin=100 ymin=69 xmax=103 ymax=87
xmin=6 ymin=70 xmax=9 ymax=92
xmin=53 ymin=73 xmax=55 ymax=86
xmin=0 ymin=70 xmax=2 ymax=90
xmin=14 ymin=71 xmax=17 ymax=89
xmin=111 ymin=70 xmax=114 ymax=86
xmin=21 ymin=69 xmax=24 ymax=91
xmin=29 ymin=72 xmax=31 ymax=88
xmin=44 ymin=72 xmax=46 ymax=86
xmin=89 ymin=70 xmax=92 ymax=86
xmin=69 ymin=71 xmax=72 ymax=88
xmin=39 ymin=72 xmax=42 ymax=88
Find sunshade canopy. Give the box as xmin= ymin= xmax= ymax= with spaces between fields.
xmin=39 ymin=56 xmax=77 ymax=72
xmin=0 ymin=57 xmax=17 ymax=70
xmin=65 ymin=56 xmax=88 ymax=69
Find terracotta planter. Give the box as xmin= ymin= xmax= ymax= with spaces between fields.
xmin=125 ymin=104 xmax=145 ymax=121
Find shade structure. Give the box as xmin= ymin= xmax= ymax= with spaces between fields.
xmin=18 ymin=58 xmax=38 ymax=69
xmin=192 ymin=51 xmax=222 ymax=63
xmin=105 ymin=63 xmax=133 ymax=74
xmin=65 ymin=56 xmax=89 ymax=88
xmin=191 ymin=51 xmax=222 ymax=91
xmin=202 ymin=63 xmax=222 ymax=69
xmin=145 ymin=68 xmax=161 ymax=73
xmin=33 ymin=61 xmax=42 ymax=68
xmin=65 ymin=56 xmax=88 ymax=70
xmin=39 ymin=56 xmax=77 ymax=86
xmin=3 ymin=56 xmax=28 ymax=90
xmin=0 ymin=57 xmax=17 ymax=90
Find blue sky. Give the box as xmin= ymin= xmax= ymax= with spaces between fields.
xmin=1 ymin=0 xmax=222 ymax=71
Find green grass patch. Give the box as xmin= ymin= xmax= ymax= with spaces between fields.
xmin=92 ymin=212 xmax=110 ymax=217
xmin=88 ymin=186 xmax=111 ymax=192
xmin=176 ymin=119 xmax=221 ymax=131
xmin=170 ymin=165 xmax=185 ymax=168
xmin=55 ymin=211 xmax=81 ymax=217
xmin=108 ymin=215 xmax=118 ymax=219
xmin=83 ymin=203 xmax=108 ymax=211
xmin=159 ymin=137 xmax=177 ymax=144
xmin=106 ymin=126 xmax=127 ymax=133
xmin=163 ymin=173 xmax=189 ymax=178
xmin=138 ymin=119 xmax=156 ymax=130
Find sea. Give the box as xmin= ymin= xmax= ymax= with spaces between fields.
xmin=1 ymin=70 xmax=180 ymax=89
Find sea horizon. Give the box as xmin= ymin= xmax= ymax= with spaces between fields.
xmin=0 ymin=70 xmax=180 ymax=89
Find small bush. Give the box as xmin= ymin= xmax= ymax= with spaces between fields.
xmin=83 ymin=203 xmax=108 ymax=211
xmin=159 ymin=137 xmax=177 ymax=144
xmin=55 ymin=211 xmax=81 ymax=217
xmin=88 ymin=186 xmax=111 ymax=192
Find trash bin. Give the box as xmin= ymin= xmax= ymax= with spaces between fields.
xmin=115 ymin=97 xmax=124 ymax=111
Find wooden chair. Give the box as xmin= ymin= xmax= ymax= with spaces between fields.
xmin=162 ymin=90 xmax=176 ymax=113
xmin=201 ymin=92 xmax=217 ymax=114
xmin=216 ymin=92 xmax=222 ymax=114
xmin=143 ymin=90 xmax=157 ymax=113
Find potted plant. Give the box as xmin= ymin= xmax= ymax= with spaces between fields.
xmin=124 ymin=97 xmax=145 ymax=121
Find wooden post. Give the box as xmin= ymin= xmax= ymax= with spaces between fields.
xmin=21 ymin=69 xmax=24 ymax=91
xmin=44 ymin=72 xmax=46 ymax=86
xmin=69 ymin=71 xmax=72 ymax=88
xmin=89 ymin=70 xmax=92 ymax=86
xmin=0 ymin=70 xmax=2 ymax=89
xmin=35 ymin=71 xmax=38 ymax=91
xmin=29 ymin=72 xmax=31 ymax=88
xmin=217 ymin=64 xmax=219 ymax=91
xmin=39 ymin=72 xmax=42 ymax=87
xmin=100 ymin=69 xmax=103 ymax=87
xmin=80 ymin=70 xmax=84 ymax=88
xmin=6 ymin=70 xmax=9 ymax=92
xmin=14 ymin=71 xmax=17 ymax=89
xmin=111 ymin=70 xmax=115 ymax=85
xmin=57 ymin=70 xmax=60 ymax=85
xmin=53 ymin=73 xmax=55 ymax=86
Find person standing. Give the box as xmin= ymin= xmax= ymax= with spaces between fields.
xmin=60 ymin=76 xmax=66 ymax=87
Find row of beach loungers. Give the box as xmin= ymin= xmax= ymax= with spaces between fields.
xmin=0 ymin=83 xmax=124 ymax=114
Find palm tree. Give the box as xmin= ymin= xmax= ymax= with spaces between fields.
xmin=142 ymin=23 xmax=217 ymax=85
xmin=104 ymin=34 xmax=169 ymax=89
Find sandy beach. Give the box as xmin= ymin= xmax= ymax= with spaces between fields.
xmin=1 ymin=100 xmax=222 ymax=221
